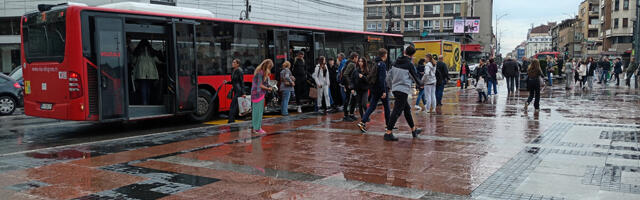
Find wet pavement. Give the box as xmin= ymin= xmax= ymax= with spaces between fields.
xmin=0 ymin=79 xmax=639 ymax=200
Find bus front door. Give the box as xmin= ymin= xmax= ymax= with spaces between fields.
xmin=94 ymin=17 xmax=127 ymax=121
xmin=170 ymin=20 xmax=197 ymax=114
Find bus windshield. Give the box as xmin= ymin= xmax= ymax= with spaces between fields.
xmin=22 ymin=9 xmax=66 ymax=63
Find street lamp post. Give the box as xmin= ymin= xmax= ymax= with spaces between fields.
xmin=495 ymin=13 xmax=509 ymax=57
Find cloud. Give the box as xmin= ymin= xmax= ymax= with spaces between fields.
xmin=495 ymin=0 xmax=584 ymax=54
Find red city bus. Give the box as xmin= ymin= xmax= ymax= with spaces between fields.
xmin=534 ymin=51 xmax=561 ymax=59
xmin=21 ymin=2 xmax=404 ymax=122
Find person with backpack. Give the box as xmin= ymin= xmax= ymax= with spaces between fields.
xmin=422 ymin=54 xmax=437 ymax=113
xmin=313 ymin=56 xmax=331 ymax=114
xmin=384 ymin=46 xmax=423 ymax=141
xmin=358 ymin=48 xmax=391 ymax=133
xmin=341 ymin=52 xmax=359 ymax=121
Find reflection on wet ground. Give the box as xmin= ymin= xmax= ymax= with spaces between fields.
xmin=0 ymin=80 xmax=639 ymax=199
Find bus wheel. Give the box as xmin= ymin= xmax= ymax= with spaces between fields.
xmin=189 ymin=89 xmax=214 ymax=122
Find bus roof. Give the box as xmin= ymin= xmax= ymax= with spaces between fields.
xmin=70 ymin=4 xmax=403 ymax=38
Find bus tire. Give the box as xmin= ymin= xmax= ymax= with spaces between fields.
xmin=188 ymin=89 xmax=215 ymax=122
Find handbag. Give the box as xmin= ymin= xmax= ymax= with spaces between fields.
xmin=309 ymin=87 xmax=318 ymax=99
xmin=238 ymin=96 xmax=252 ymax=116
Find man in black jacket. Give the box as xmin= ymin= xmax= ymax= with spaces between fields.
xmin=502 ymin=56 xmax=519 ymax=94
xmin=435 ymin=55 xmax=449 ymax=106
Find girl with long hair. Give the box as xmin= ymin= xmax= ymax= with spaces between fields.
xmin=352 ymin=57 xmax=370 ymax=119
xmin=251 ymin=59 xmax=274 ymax=134
xmin=279 ymin=61 xmax=294 ymax=116
xmin=525 ymin=59 xmax=544 ymax=111
xmin=421 ymin=54 xmax=437 ymax=113
xmin=313 ymin=56 xmax=331 ymax=113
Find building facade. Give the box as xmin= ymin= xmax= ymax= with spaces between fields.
xmin=525 ymin=23 xmax=554 ymax=58
xmin=600 ymin=0 xmax=636 ymax=57
xmin=0 ymin=0 xmax=364 ymax=74
xmin=552 ymin=18 xmax=583 ymax=59
xmin=364 ymin=0 xmax=493 ymax=60
xmin=579 ymin=0 xmax=601 ymax=57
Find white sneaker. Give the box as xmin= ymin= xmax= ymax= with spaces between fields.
xmin=414 ymin=105 xmax=422 ymax=111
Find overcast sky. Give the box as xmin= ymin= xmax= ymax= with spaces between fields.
xmin=495 ymin=0 xmax=584 ymax=54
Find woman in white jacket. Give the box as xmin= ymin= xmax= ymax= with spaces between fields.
xmin=421 ymin=54 xmax=437 ymax=113
xmin=578 ymin=60 xmax=588 ymax=89
xmin=313 ymin=56 xmax=331 ymax=113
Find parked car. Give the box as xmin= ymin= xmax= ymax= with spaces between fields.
xmin=9 ymin=67 xmax=23 ymax=86
xmin=0 ymin=73 xmax=23 ymax=115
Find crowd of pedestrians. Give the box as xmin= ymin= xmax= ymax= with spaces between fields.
xmin=227 ymin=44 xmax=640 ymax=140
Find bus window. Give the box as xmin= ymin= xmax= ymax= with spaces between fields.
xmin=196 ymin=21 xmax=222 ymax=76
xmin=23 ymin=9 xmax=66 ymax=63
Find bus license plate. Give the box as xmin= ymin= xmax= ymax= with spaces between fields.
xmin=40 ymin=103 xmax=52 ymax=110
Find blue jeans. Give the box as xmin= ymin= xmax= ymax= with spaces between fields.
xmin=600 ymin=70 xmax=609 ymax=84
xmin=362 ymin=91 xmax=390 ymax=124
xmin=138 ymin=79 xmax=153 ymax=105
xmin=460 ymin=74 xmax=468 ymax=89
xmin=415 ymin=89 xmax=426 ymax=106
xmin=487 ymin=79 xmax=497 ymax=95
xmin=281 ymin=90 xmax=291 ymax=115
xmin=435 ymin=84 xmax=444 ymax=105
xmin=547 ymin=72 xmax=553 ymax=86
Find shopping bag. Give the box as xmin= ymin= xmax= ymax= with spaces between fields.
xmin=309 ymin=87 xmax=318 ymax=99
xmin=456 ymin=79 xmax=461 ymax=87
xmin=238 ymin=96 xmax=252 ymax=116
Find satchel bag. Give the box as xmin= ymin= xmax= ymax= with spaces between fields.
xmin=309 ymin=87 xmax=318 ymax=99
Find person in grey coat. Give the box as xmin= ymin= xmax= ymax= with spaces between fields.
xmin=384 ymin=46 xmax=423 ymax=141
xmin=564 ymin=58 xmax=574 ymax=90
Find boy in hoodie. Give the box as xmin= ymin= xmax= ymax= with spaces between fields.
xmin=384 ymin=46 xmax=423 ymax=141
xmin=357 ymin=48 xmax=391 ymax=133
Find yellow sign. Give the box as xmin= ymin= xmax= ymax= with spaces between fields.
xmin=25 ymin=80 xmax=31 ymax=94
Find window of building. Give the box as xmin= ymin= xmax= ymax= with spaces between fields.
xmin=454 ymin=3 xmax=461 ymax=14
xmin=388 ymin=6 xmax=400 ymax=16
xmin=614 ymin=18 xmax=619 ymax=28
xmin=444 ymin=4 xmax=454 ymax=14
xmin=377 ymin=23 xmax=383 ymax=30
xmin=405 ymin=5 xmax=415 ymax=15
xmin=405 ymin=20 xmax=417 ymax=31
xmin=590 ymin=18 xmax=599 ymax=25
xmin=443 ymin=19 xmax=453 ymax=29
xmin=433 ymin=20 xmax=440 ymax=28
xmin=614 ymin=0 xmax=619 ymax=11
xmin=624 ymin=0 xmax=629 ymax=10
xmin=424 ymin=20 xmax=433 ymax=29
xmin=368 ymin=7 xmax=381 ymax=17
xmin=367 ymin=22 xmax=378 ymax=31
xmin=623 ymin=18 xmax=628 ymax=28
xmin=150 ymin=0 xmax=176 ymax=6
xmin=424 ymin=5 xmax=436 ymax=15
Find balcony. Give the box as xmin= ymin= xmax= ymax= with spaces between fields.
xmin=588 ymin=24 xmax=598 ymax=29
xmin=589 ymin=11 xmax=599 ymax=16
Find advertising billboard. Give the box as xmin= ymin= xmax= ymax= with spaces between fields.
xmin=454 ymin=17 xmax=480 ymax=34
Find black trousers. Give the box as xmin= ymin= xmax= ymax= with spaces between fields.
xmin=228 ymin=90 xmax=240 ymax=122
xmin=294 ymin=77 xmax=306 ymax=105
xmin=355 ymin=89 xmax=368 ymax=119
xmin=526 ymin=79 xmax=541 ymax=109
xmin=343 ymin=88 xmax=356 ymax=116
xmin=386 ymin=91 xmax=414 ymax=131
xmin=506 ymin=76 xmax=517 ymax=92
xmin=614 ymin=72 xmax=620 ymax=85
